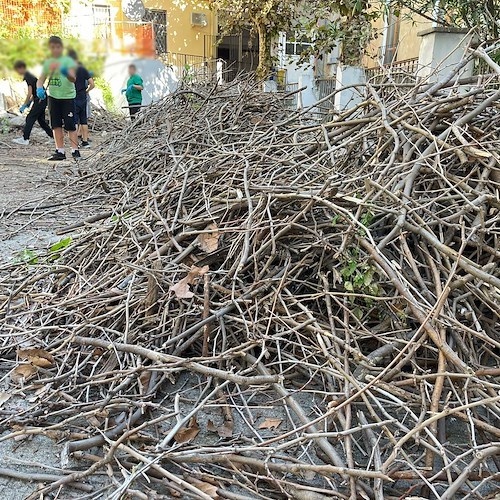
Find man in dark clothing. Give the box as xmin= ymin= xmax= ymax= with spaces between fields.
xmin=68 ymin=49 xmax=94 ymax=148
xmin=12 ymin=60 xmax=53 ymax=146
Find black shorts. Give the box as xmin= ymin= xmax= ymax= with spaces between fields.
xmin=48 ymin=97 xmax=76 ymax=131
xmin=74 ymin=98 xmax=88 ymax=126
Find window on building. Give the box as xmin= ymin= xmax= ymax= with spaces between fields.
xmin=285 ymin=31 xmax=314 ymax=57
xmin=143 ymin=9 xmax=167 ymax=54
xmin=92 ymin=4 xmax=111 ymax=38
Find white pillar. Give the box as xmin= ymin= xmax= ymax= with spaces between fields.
xmin=417 ymin=28 xmax=474 ymax=83
xmin=334 ymin=65 xmax=366 ymax=111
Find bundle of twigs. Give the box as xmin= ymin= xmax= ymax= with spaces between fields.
xmin=0 ymin=61 xmax=499 ymax=499
xmin=89 ymin=103 xmax=124 ymax=132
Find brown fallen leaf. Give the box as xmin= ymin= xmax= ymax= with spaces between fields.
xmin=138 ymin=370 xmax=152 ymax=394
xmin=186 ymin=265 xmax=209 ymax=282
xmin=11 ymin=364 xmax=38 ymax=384
xmin=174 ymin=416 xmax=200 ymax=443
xmin=187 ymin=477 xmax=220 ymax=498
xmin=258 ymin=417 xmax=283 ymax=430
xmin=170 ymin=265 xmax=210 ymax=300
xmin=198 ymin=223 xmax=220 ymax=253
xmin=207 ymin=419 xmax=233 ymax=438
xmin=18 ymin=348 xmax=54 ymax=368
xmin=170 ymin=279 xmax=194 ymax=299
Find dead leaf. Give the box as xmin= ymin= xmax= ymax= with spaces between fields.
xmin=187 ymin=477 xmax=220 ymax=498
xmin=139 ymin=370 xmax=152 ymax=394
xmin=0 ymin=392 xmax=12 ymax=407
xmin=258 ymin=417 xmax=283 ymax=430
xmin=207 ymin=419 xmax=233 ymax=438
xmin=11 ymin=364 xmax=38 ymax=384
xmin=174 ymin=417 xmax=200 ymax=443
xmin=170 ymin=279 xmax=195 ymax=299
xmin=186 ymin=265 xmax=209 ymax=283
xmin=170 ymin=265 xmax=209 ymax=300
xmin=198 ymin=224 xmax=220 ymax=253
xmin=18 ymin=348 xmax=54 ymax=368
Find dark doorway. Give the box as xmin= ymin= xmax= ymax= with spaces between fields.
xmin=205 ymin=28 xmax=259 ymax=81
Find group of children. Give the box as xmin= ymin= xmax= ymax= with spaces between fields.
xmin=12 ymin=36 xmax=144 ymax=161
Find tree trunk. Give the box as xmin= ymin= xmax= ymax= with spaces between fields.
xmin=256 ymin=22 xmax=271 ymax=79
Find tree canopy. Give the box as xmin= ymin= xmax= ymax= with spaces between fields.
xmin=210 ymin=0 xmax=499 ymax=75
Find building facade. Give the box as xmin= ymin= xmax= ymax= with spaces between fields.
xmin=63 ymin=0 xmax=216 ymax=59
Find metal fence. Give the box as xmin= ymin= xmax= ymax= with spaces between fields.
xmin=365 ymin=57 xmax=419 ymax=84
xmin=314 ymin=77 xmax=337 ymax=118
xmin=161 ymin=52 xmax=220 ymax=83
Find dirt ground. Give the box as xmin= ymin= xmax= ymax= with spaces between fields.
xmin=0 ymin=129 xmax=99 ymax=264
xmin=0 ymin=128 xmax=103 ymax=498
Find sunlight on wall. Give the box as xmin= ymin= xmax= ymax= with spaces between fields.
xmin=66 ymin=0 xmax=216 ymax=58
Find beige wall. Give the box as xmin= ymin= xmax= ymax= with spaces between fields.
xmin=364 ymin=10 xmax=433 ymax=67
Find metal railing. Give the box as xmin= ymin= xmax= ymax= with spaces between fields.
xmin=161 ymin=52 xmax=220 ymax=83
xmin=314 ymin=77 xmax=337 ymax=118
xmin=365 ymin=57 xmax=419 ymax=84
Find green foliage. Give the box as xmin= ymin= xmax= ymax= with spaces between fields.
xmin=13 ymin=237 xmax=72 ymax=266
xmin=0 ymin=37 xmax=46 ymax=76
xmin=95 ymin=77 xmax=115 ymax=112
xmin=0 ymin=36 xmax=105 ymax=78
xmin=0 ymin=117 xmax=10 ymax=135
xmin=111 ymin=212 xmax=132 ymax=222
xmin=50 ymin=237 xmax=72 ymax=253
xmin=14 ymin=249 xmax=39 ymax=265
xmin=211 ymin=0 xmax=377 ymax=74
xmin=341 ymin=249 xmax=380 ymax=298
xmin=49 ymin=237 xmax=72 ymax=261
xmin=394 ymin=0 xmax=499 ymax=41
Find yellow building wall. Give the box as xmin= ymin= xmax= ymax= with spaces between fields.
xmin=147 ymin=0 xmax=215 ymax=56
xmin=75 ymin=0 xmax=216 ymax=58
xmin=364 ymin=10 xmax=433 ymax=67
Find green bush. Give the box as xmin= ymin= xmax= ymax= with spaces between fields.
xmin=0 ymin=36 xmax=105 ymax=78
xmin=94 ymin=76 xmax=115 ymax=112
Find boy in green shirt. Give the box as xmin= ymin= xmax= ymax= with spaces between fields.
xmin=36 ymin=36 xmax=80 ymax=161
xmin=121 ymin=64 xmax=144 ymax=121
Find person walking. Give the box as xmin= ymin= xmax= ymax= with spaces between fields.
xmin=36 ymin=36 xmax=80 ymax=161
xmin=121 ymin=64 xmax=143 ymax=121
xmin=11 ymin=60 xmax=53 ymax=146
xmin=68 ymin=49 xmax=94 ymax=148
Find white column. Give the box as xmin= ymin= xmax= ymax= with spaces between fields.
xmin=417 ymin=28 xmax=474 ymax=83
xmin=334 ymin=65 xmax=366 ymax=111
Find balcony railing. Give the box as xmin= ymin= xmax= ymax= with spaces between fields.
xmin=365 ymin=58 xmax=419 ymax=84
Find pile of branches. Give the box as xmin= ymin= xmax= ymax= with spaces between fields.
xmin=0 ymin=65 xmax=499 ymax=499
xmin=89 ymin=103 xmax=124 ymax=132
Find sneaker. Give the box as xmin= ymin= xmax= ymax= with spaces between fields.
xmin=48 ymin=151 xmax=66 ymax=161
xmin=12 ymin=137 xmax=29 ymax=146
xmin=72 ymin=150 xmax=81 ymax=160
xmin=80 ymin=141 xmax=90 ymax=148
